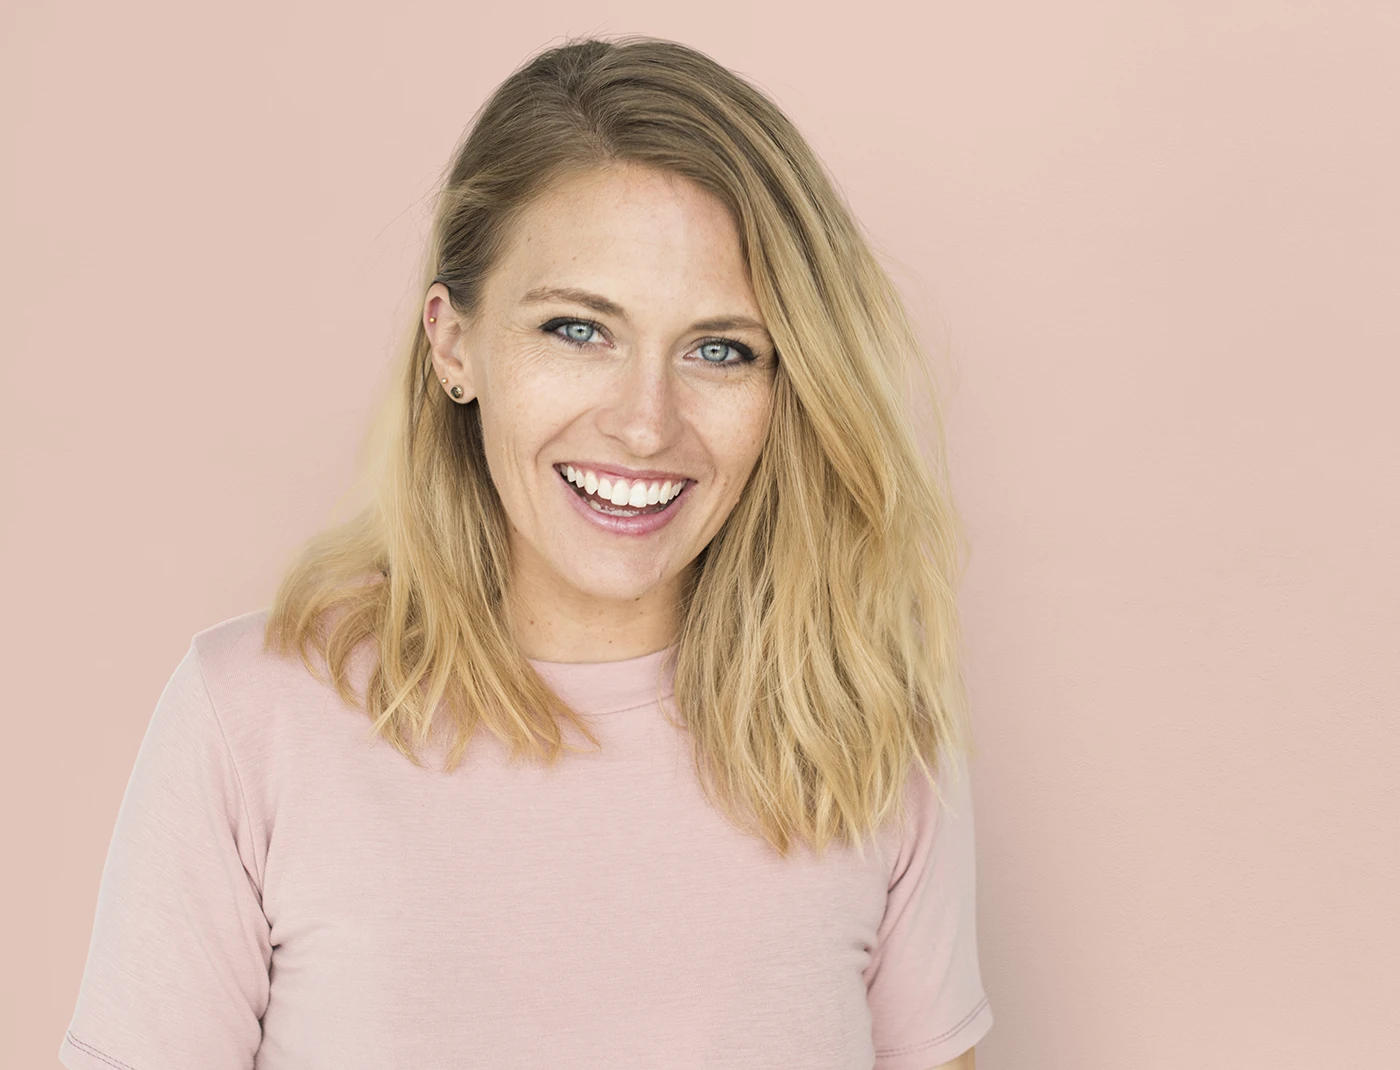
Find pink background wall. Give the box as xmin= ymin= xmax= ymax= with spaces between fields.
xmin=5 ymin=2 xmax=1396 ymax=1067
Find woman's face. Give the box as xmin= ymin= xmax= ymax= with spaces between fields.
xmin=424 ymin=163 xmax=777 ymax=637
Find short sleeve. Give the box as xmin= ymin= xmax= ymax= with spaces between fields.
xmin=865 ymin=747 xmax=993 ymax=1068
xmin=59 ymin=640 xmax=272 ymax=1070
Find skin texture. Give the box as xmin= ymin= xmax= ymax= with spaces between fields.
xmin=423 ymin=163 xmax=778 ymax=662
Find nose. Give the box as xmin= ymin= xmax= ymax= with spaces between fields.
xmin=595 ymin=350 xmax=683 ymax=458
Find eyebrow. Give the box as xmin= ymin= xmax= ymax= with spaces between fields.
xmin=520 ymin=286 xmax=771 ymax=337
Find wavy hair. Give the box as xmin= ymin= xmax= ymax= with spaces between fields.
xmin=264 ymin=34 xmax=975 ymax=859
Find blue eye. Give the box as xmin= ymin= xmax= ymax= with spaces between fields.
xmin=540 ymin=318 xmax=758 ymax=369
xmin=542 ymin=318 xmax=601 ymax=346
xmin=694 ymin=338 xmax=758 ymax=367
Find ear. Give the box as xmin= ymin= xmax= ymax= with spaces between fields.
xmin=423 ymin=283 xmax=477 ymax=403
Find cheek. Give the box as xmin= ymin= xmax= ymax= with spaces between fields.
xmin=701 ymin=385 xmax=774 ymax=482
xmin=479 ymin=363 xmax=573 ymax=464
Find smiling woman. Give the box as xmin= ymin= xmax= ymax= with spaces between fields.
xmin=59 ymin=33 xmax=991 ymax=1070
xmin=420 ymin=162 xmax=779 ymax=624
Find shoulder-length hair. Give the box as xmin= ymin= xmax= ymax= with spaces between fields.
xmin=265 ymin=34 xmax=974 ymax=859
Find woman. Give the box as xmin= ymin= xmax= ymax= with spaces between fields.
xmin=60 ymin=35 xmax=992 ymax=1070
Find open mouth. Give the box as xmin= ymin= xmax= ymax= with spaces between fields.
xmin=554 ymin=464 xmax=691 ymax=518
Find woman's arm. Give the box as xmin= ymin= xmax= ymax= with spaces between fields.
xmin=929 ymin=1047 xmax=976 ymax=1070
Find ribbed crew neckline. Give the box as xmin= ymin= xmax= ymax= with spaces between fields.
xmin=526 ymin=642 xmax=678 ymax=715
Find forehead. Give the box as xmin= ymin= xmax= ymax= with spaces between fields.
xmin=486 ymin=164 xmax=761 ymax=317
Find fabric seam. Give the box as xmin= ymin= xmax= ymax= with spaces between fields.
xmin=64 ymin=1031 xmax=139 ymax=1070
xmin=873 ymin=993 xmax=990 ymax=1056
xmin=588 ymin=690 xmax=676 ymax=716
xmin=190 ymin=639 xmax=266 ymax=894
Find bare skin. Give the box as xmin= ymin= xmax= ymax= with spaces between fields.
xmin=424 ymin=163 xmax=777 ymax=663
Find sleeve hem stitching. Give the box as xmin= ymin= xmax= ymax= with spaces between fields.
xmin=64 ymin=1030 xmax=139 ymax=1070
xmin=873 ymin=993 xmax=990 ymax=1056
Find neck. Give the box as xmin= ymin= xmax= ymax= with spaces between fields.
xmin=506 ymin=566 xmax=687 ymax=663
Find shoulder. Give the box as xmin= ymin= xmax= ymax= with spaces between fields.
xmin=184 ymin=606 xmax=336 ymax=737
xmin=188 ymin=608 xmax=280 ymax=690
xmin=190 ymin=606 xmax=271 ymax=661
xmin=189 ymin=606 xmax=328 ymax=685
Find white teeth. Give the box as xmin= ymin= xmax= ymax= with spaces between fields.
xmin=560 ymin=465 xmax=688 ymax=508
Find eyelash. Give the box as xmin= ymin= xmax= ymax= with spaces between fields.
xmin=540 ymin=317 xmax=758 ymax=368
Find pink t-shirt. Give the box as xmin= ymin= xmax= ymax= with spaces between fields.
xmin=60 ymin=609 xmax=992 ymax=1069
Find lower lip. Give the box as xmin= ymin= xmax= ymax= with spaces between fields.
xmin=556 ymin=467 xmax=692 ymax=537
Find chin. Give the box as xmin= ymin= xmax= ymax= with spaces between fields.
xmin=555 ymin=559 xmax=678 ymax=604
xmin=572 ymin=575 xmax=670 ymax=603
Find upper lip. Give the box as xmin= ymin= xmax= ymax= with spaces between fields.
xmin=555 ymin=461 xmax=694 ymax=484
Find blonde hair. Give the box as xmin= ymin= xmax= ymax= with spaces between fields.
xmin=265 ymin=34 xmax=974 ymax=859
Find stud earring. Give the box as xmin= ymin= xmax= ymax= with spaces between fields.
xmin=429 ymin=317 xmax=436 ymax=322
xmin=450 ymin=386 xmax=464 ymax=400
